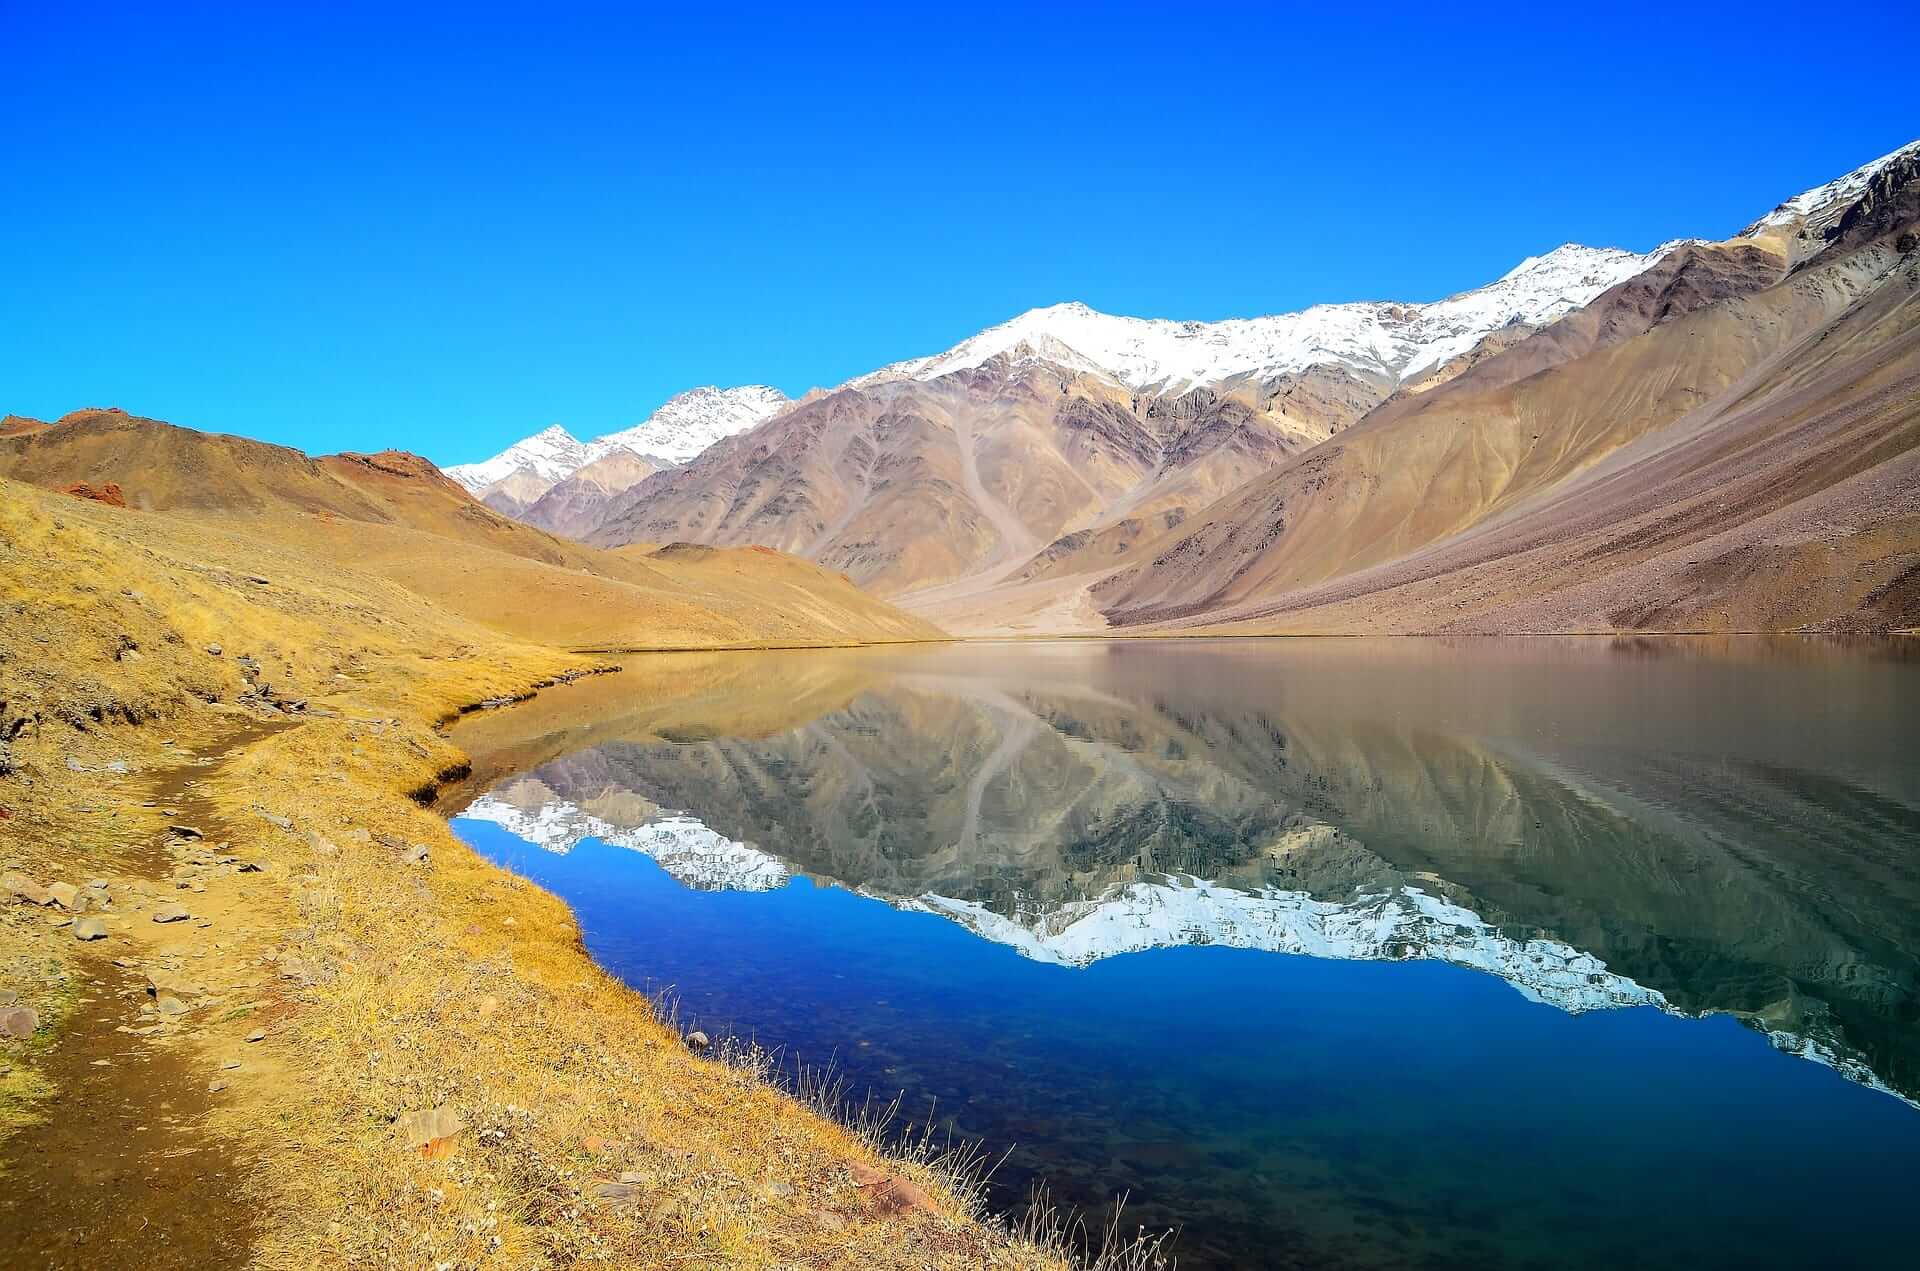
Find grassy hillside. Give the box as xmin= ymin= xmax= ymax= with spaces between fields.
xmin=0 ymin=440 xmax=1093 ymax=1268
xmin=0 ymin=410 xmax=943 ymax=649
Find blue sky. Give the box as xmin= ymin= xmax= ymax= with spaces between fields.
xmin=2 ymin=3 xmax=1913 ymax=464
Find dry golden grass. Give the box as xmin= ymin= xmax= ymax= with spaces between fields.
xmin=0 ymin=477 xmax=1084 ymax=1269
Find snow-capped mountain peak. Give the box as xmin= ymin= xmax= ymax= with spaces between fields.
xmin=444 ymin=424 xmax=595 ymax=494
xmin=1741 ymin=138 xmax=1920 ymax=238
xmin=589 ymin=384 xmax=790 ymax=466
xmin=849 ymin=241 xmax=1677 ymax=396
xmin=443 ymin=385 xmax=791 ymax=497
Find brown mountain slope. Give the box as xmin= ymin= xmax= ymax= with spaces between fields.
xmin=0 ymin=410 xmax=942 ymax=648
xmin=589 ymin=358 xmax=1309 ymax=598
xmin=1096 ymin=197 xmax=1920 ymax=634
xmin=518 ymin=449 xmax=659 ymax=538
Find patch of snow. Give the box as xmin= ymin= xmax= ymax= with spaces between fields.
xmin=444 ymin=425 xmax=595 ymax=494
xmin=442 ymin=385 xmax=790 ymax=495
xmin=1740 ymin=139 xmax=1920 ymax=238
xmin=588 ymin=385 xmax=790 ymax=467
xmin=849 ymin=243 xmax=1680 ymax=397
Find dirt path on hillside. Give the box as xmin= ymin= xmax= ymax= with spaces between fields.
xmin=0 ymin=720 xmax=288 ymax=1270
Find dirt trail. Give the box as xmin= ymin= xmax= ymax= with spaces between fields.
xmin=0 ymin=720 xmax=286 ymax=1270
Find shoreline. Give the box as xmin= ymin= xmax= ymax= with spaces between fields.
xmin=1 ymin=653 xmax=1082 ymax=1269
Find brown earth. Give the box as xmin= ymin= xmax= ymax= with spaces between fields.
xmin=0 ymin=409 xmax=943 ymax=650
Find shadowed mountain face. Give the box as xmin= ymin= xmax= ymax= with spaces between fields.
xmin=454 ymin=639 xmax=1920 ymax=1108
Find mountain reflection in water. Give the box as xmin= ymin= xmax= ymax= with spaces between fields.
xmin=448 ymin=639 xmax=1920 ymax=1269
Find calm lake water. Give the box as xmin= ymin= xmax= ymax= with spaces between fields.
xmin=447 ymin=639 xmax=1920 ymax=1270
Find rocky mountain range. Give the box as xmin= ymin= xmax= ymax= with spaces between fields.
xmin=445 ymin=385 xmax=791 ymax=527
xmin=451 ymin=140 xmax=1920 ymax=636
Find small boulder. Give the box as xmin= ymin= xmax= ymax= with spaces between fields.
xmin=72 ymin=916 xmax=109 ymax=941
xmin=168 ymin=825 xmax=204 ymax=840
xmin=396 ymin=1106 xmax=464 ymax=1158
xmin=592 ymin=1181 xmax=644 ymax=1212
xmin=0 ymin=1006 xmax=37 ymax=1039
xmin=154 ymin=993 xmax=189 ymax=1016
xmin=864 ymin=1175 xmax=939 ymax=1218
xmin=245 ymin=1029 xmax=266 ymax=1043
xmin=45 ymin=881 xmax=80 ymax=910
xmin=206 ymin=644 xmax=223 ymax=657
xmin=685 ymin=1030 xmax=710 ymax=1052
xmin=3 ymin=872 xmax=53 ymax=907
xmin=153 ymin=905 xmax=191 ymax=923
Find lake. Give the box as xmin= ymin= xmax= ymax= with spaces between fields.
xmin=446 ymin=638 xmax=1920 ymax=1270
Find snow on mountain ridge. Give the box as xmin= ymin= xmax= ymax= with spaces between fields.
xmin=589 ymin=384 xmax=790 ymax=466
xmin=444 ymin=424 xmax=596 ymax=494
xmin=850 ymin=242 xmax=1680 ymax=396
xmin=1741 ymin=138 xmax=1920 ymax=238
xmin=445 ymin=385 xmax=790 ymax=495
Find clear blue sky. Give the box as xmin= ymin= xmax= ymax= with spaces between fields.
xmin=2 ymin=2 xmax=1913 ymax=465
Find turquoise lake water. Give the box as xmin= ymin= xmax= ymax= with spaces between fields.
xmin=450 ymin=639 xmax=1920 ymax=1269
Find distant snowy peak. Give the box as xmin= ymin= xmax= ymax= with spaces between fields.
xmin=1741 ymin=139 xmax=1920 ymax=238
xmin=590 ymin=384 xmax=790 ymax=466
xmin=443 ymin=385 xmax=791 ymax=496
xmin=849 ymin=242 xmax=1676 ymax=397
xmin=444 ymin=424 xmax=594 ymax=494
